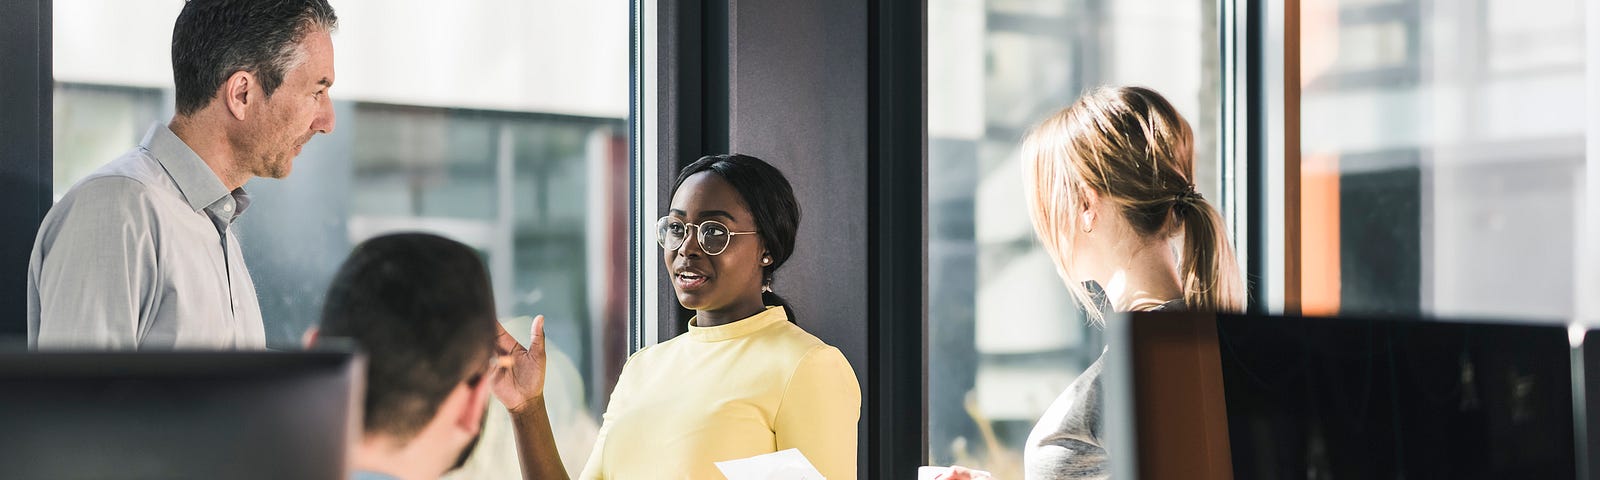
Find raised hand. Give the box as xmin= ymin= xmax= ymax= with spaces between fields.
xmin=492 ymin=315 xmax=548 ymax=415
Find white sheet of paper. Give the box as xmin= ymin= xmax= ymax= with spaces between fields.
xmin=713 ymin=448 xmax=826 ymax=480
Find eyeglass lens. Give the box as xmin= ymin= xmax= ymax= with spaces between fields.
xmin=657 ymin=218 xmax=731 ymax=255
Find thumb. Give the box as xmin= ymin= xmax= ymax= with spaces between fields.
xmin=530 ymin=315 xmax=545 ymax=353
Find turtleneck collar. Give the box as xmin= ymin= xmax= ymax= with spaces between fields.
xmin=686 ymin=306 xmax=788 ymax=342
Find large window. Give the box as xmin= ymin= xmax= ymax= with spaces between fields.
xmin=927 ymin=0 xmax=1223 ymax=473
xmin=51 ymin=1 xmax=629 ymax=477
xmin=1295 ymin=0 xmax=1588 ymax=319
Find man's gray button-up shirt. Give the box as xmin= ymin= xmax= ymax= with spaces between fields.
xmin=27 ymin=123 xmax=266 ymax=349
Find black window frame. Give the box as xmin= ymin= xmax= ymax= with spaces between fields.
xmin=0 ymin=0 xmax=51 ymax=339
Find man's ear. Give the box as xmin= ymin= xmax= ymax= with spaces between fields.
xmin=301 ymin=327 xmax=320 ymax=349
xmin=453 ymin=375 xmax=493 ymax=436
xmin=222 ymin=70 xmax=256 ymax=121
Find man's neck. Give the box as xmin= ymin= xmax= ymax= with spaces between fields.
xmin=350 ymin=436 xmax=447 ymax=480
xmin=168 ymin=115 xmax=248 ymax=191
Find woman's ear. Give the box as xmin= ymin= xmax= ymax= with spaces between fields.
xmin=1077 ymin=181 xmax=1100 ymax=212
xmin=1078 ymin=183 xmax=1100 ymax=232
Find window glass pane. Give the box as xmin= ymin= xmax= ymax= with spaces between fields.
xmin=51 ymin=84 xmax=163 ymax=198
xmin=50 ymin=1 xmax=629 ymax=477
xmin=928 ymin=0 xmax=1222 ymax=473
xmin=1298 ymin=0 xmax=1586 ymax=318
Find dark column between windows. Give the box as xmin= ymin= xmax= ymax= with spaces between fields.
xmin=0 ymin=0 xmax=52 ymax=339
xmin=656 ymin=0 xmax=928 ymax=475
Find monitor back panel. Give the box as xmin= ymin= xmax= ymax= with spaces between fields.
xmin=1216 ymin=315 xmax=1574 ymax=480
xmin=0 ymin=352 xmax=360 ymax=480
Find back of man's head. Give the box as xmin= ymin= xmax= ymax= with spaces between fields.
xmin=171 ymin=0 xmax=339 ymax=116
xmin=319 ymin=233 xmax=496 ymax=441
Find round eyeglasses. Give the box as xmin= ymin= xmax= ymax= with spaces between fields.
xmin=656 ymin=216 xmax=757 ymax=256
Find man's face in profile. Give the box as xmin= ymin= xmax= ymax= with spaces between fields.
xmin=242 ymin=28 xmax=336 ymax=180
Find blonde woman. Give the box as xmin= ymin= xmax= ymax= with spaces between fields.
xmin=941 ymin=86 xmax=1244 ymax=480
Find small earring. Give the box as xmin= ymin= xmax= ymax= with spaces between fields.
xmin=761 ymin=257 xmax=772 ymax=265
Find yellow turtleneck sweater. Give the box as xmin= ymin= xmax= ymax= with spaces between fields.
xmin=579 ymin=306 xmax=861 ymax=479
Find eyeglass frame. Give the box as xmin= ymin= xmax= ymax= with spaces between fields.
xmin=656 ymin=216 xmax=758 ymax=256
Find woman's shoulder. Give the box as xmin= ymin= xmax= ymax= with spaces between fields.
xmin=760 ymin=318 xmax=845 ymax=356
xmin=1024 ymin=352 xmax=1108 ymax=478
xmin=734 ymin=318 xmax=857 ymax=384
xmin=772 ymin=327 xmax=860 ymax=404
xmin=766 ymin=316 xmax=826 ymax=342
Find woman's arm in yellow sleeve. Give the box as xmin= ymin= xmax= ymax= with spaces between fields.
xmin=774 ymin=345 xmax=862 ymax=480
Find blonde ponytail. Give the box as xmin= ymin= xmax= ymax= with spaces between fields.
xmin=1173 ymin=191 xmax=1245 ymax=312
xmin=1024 ymin=85 xmax=1246 ymax=321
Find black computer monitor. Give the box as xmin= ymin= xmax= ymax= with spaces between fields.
xmin=1106 ymin=312 xmax=1587 ymax=480
xmin=0 ymin=350 xmax=363 ymax=480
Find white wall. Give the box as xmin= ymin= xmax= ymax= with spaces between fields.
xmin=53 ymin=0 xmax=629 ymax=118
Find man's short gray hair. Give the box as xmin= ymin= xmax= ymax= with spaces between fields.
xmin=171 ymin=0 xmax=338 ymax=116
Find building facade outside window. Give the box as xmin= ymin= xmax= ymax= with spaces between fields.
xmin=1296 ymin=0 xmax=1589 ymax=319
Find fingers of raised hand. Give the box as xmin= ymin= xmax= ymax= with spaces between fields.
xmin=494 ymin=320 xmax=527 ymax=355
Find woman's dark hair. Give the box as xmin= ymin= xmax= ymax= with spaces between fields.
xmin=673 ymin=154 xmax=802 ymax=323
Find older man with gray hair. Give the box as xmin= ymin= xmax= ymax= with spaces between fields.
xmin=28 ymin=0 xmax=339 ymax=349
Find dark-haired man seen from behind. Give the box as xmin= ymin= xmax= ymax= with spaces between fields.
xmin=311 ymin=233 xmax=567 ymax=480
xmin=27 ymin=0 xmax=338 ymax=348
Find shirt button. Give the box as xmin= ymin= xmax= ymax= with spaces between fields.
xmin=222 ymin=203 xmax=233 ymax=213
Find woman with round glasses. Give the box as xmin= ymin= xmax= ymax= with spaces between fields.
xmin=579 ymin=154 xmax=861 ymax=479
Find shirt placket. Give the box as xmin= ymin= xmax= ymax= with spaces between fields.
xmin=207 ymin=199 xmax=239 ymax=347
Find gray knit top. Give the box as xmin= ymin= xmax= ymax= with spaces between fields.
xmin=1022 ymin=299 xmax=1185 ymax=480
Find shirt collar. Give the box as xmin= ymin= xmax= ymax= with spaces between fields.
xmin=139 ymin=122 xmax=245 ymax=218
xmin=686 ymin=306 xmax=788 ymax=342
